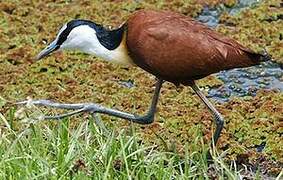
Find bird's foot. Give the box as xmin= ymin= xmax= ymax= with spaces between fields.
xmin=16 ymin=98 xmax=104 ymax=120
xmin=15 ymin=97 xmax=112 ymax=134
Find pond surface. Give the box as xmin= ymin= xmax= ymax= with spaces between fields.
xmin=197 ymin=0 xmax=283 ymax=102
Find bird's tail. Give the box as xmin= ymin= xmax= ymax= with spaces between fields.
xmin=259 ymin=48 xmax=272 ymax=62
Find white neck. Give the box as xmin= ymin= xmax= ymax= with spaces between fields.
xmin=60 ymin=25 xmax=134 ymax=65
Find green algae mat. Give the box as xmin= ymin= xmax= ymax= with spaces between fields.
xmin=0 ymin=0 xmax=282 ymax=178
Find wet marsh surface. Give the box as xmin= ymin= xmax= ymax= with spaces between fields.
xmin=0 ymin=0 xmax=282 ymax=178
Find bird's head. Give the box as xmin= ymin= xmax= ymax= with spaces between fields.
xmin=36 ymin=19 xmax=132 ymax=65
xmin=36 ymin=19 xmax=104 ymax=60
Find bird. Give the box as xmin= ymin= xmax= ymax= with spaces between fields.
xmin=36 ymin=9 xmax=270 ymax=146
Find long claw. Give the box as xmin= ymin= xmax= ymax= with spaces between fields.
xmin=15 ymin=100 xmax=29 ymax=105
xmin=43 ymin=108 xmax=86 ymax=120
xmin=92 ymin=113 xmax=110 ymax=135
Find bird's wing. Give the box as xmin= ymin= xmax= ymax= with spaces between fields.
xmin=191 ymin=20 xmax=260 ymax=56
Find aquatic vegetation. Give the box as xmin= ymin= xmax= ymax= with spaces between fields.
xmin=0 ymin=0 xmax=282 ymax=177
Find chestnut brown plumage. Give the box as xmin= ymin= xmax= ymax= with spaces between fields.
xmin=33 ymin=9 xmax=270 ymax=153
xmin=126 ymin=10 xmax=266 ymax=84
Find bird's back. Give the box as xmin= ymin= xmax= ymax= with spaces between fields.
xmin=126 ymin=10 xmax=264 ymax=84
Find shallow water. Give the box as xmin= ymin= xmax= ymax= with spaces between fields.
xmin=197 ymin=0 xmax=283 ymax=102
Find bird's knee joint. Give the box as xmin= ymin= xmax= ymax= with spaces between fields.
xmin=137 ymin=114 xmax=154 ymax=124
xmin=215 ymin=115 xmax=224 ymax=126
xmin=144 ymin=115 xmax=155 ymax=124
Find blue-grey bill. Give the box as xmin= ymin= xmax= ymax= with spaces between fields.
xmin=36 ymin=40 xmax=58 ymax=60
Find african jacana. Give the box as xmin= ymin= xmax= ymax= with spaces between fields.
xmin=36 ymin=10 xmax=270 ymax=146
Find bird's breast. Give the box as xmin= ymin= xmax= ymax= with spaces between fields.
xmin=107 ymin=33 xmax=135 ymax=66
xmin=94 ymin=30 xmax=135 ymax=66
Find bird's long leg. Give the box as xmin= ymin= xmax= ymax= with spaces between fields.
xmin=17 ymin=79 xmax=164 ymax=124
xmin=189 ymin=81 xmax=224 ymax=146
xmin=95 ymin=78 xmax=164 ymax=124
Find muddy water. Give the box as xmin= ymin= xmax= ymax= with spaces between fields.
xmin=197 ymin=0 xmax=283 ymax=102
